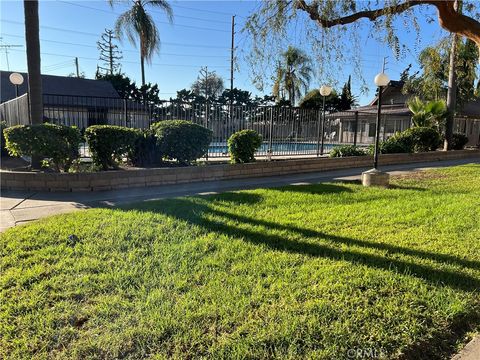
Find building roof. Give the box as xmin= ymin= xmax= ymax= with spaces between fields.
xmin=1 ymin=71 xmax=120 ymax=103
xmin=369 ymin=80 xmax=409 ymax=106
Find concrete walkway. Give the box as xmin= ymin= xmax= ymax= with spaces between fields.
xmin=1 ymin=157 xmax=479 ymax=359
xmin=2 ymin=157 xmax=479 ymax=232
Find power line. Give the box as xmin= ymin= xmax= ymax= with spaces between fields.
xmin=53 ymin=2 xmax=230 ymax=33
xmin=0 ymin=34 xmax=230 ymax=59
xmin=170 ymin=3 xmax=243 ymax=18
xmin=58 ymin=0 xmax=232 ymax=25
xmin=7 ymin=48 xmax=231 ymax=68
xmin=0 ymin=23 xmax=230 ymax=49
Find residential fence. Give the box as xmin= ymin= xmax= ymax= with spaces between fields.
xmin=1 ymin=93 xmax=479 ymax=159
xmin=0 ymin=94 xmax=30 ymax=126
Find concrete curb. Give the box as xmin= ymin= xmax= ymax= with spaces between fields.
xmin=1 ymin=149 xmax=479 ymax=192
xmin=452 ymin=335 xmax=480 ymax=360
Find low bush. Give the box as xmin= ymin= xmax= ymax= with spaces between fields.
xmin=151 ymin=120 xmax=212 ymax=164
xmin=368 ymin=137 xmax=412 ymax=155
xmin=329 ymin=145 xmax=366 ymax=158
xmin=85 ymin=125 xmax=140 ymax=170
xmin=1 ymin=121 xmax=8 ymax=156
xmin=3 ymin=123 xmax=82 ymax=171
xmin=392 ymin=127 xmax=442 ymax=153
xmin=228 ymin=129 xmax=263 ymax=163
xmin=129 ymin=129 xmax=161 ymax=167
xmin=449 ymin=133 xmax=469 ymax=150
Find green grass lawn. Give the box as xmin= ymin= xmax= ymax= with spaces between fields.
xmin=1 ymin=165 xmax=480 ymax=359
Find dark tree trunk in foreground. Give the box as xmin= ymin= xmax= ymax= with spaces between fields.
xmin=24 ymin=0 xmax=43 ymax=124
xmin=24 ymin=0 xmax=43 ymax=169
xmin=444 ymin=33 xmax=458 ymax=150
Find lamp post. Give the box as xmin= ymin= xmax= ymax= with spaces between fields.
xmin=9 ymin=72 xmax=24 ymax=97
xmin=362 ymin=72 xmax=390 ymax=187
xmin=317 ymin=85 xmax=332 ymax=156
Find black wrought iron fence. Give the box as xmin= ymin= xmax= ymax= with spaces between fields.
xmin=2 ymin=93 xmax=421 ymax=158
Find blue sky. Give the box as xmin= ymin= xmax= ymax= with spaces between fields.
xmin=0 ymin=0 xmax=450 ymax=105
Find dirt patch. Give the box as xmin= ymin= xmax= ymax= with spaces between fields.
xmin=391 ymin=170 xmax=448 ymax=182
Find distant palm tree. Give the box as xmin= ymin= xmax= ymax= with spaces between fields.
xmin=408 ymin=96 xmax=447 ymax=129
xmin=109 ymin=0 xmax=173 ymax=86
xmin=273 ymin=46 xmax=313 ymax=106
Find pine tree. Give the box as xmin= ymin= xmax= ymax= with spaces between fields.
xmin=339 ymin=75 xmax=355 ymax=110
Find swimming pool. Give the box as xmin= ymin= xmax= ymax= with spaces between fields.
xmin=208 ymin=142 xmax=335 ymax=154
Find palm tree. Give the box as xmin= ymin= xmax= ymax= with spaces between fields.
xmin=23 ymin=0 xmax=43 ymax=125
xmin=407 ymin=96 xmax=447 ymax=129
xmin=109 ymin=0 xmax=173 ymax=86
xmin=273 ymin=46 xmax=313 ymax=106
xmin=23 ymin=0 xmax=43 ymax=169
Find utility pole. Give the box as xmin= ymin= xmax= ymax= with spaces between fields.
xmin=75 ymin=57 xmax=80 ymax=78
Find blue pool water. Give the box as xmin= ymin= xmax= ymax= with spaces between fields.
xmin=208 ymin=142 xmax=334 ymax=154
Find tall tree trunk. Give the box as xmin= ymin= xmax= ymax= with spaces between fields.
xmin=140 ymin=54 xmax=146 ymax=86
xmin=444 ymin=0 xmax=460 ymax=151
xmin=24 ymin=0 xmax=43 ymax=169
xmin=24 ymin=0 xmax=42 ymax=125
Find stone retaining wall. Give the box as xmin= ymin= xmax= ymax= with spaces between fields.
xmin=1 ymin=150 xmax=479 ymax=192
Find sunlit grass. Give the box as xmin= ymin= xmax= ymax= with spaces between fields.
xmin=1 ymin=165 xmax=479 ymax=359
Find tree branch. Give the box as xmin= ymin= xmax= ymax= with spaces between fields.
xmin=295 ymin=0 xmax=480 ymax=49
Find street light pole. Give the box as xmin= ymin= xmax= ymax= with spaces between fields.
xmin=318 ymin=85 xmax=332 ymax=156
xmin=373 ymin=85 xmax=383 ymax=169
xmin=362 ymin=72 xmax=390 ymax=187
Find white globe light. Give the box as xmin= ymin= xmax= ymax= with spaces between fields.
xmin=9 ymin=72 xmax=24 ymax=85
xmin=374 ymin=73 xmax=389 ymax=87
xmin=319 ymin=85 xmax=332 ymax=97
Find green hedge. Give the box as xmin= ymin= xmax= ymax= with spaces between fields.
xmin=3 ymin=123 xmax=82 ymax=171
xmin=450 ymin=133 xmax=469 ymax=150
xmin=368 ymin=137 xmax=412 ymax=155
xmin=329 ymin=145 xmax=367 ymax=158
xmin=129 ymin=129 xmax=160 ymax=167
xmin=228 ymin=130 xmax=262 ymax=163
xmin=394 ymin=127 xmax=442 ymax=153
xmin=372 ymin=127 xmax=442 ymax=154
xmin=1 ymin=121 xmax=8 ymax=156
xmin=85 ymin=125 xmax=140 ymax=170
xmin=151 ymin=120 xmax=212 ymax=164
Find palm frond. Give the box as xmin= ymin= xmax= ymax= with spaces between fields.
xmin=146 ymin=0 xmax=174 ymax=23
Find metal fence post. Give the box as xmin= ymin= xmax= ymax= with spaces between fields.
xmin=268 ymin=107 xmax=274 ymax=160
xmin=316 ymin=109 xmax=322 ymax=156
xmin=123 ymin=99 xmax=128 ymax=127
xmin=353 ymin=111 xmax=359 ymax=147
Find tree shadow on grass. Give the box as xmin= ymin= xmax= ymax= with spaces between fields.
xmin=272 ymin=183 xmax=354 ymax=195
xmin=126 ymin=193 xmax=480 ymax=293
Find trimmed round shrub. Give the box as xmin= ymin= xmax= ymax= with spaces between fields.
xmin=368 ymin=137 xmax=412 ymax=155
xmin=1 ymin=121 xmax=8 ymax=156
xmin=228 ymin=129 xmax=262 ymax=163
xmin=449 ymin=133 xmax=469 ymax=150
xmin=151 ymin=120 xmax=212 ymax=164
xmin=85 ymin=125 xmax=140 ymax=170
xmin=329 ymin=145 xmax=366 ymax=158
xmin=3 ymin=123 xmax=82 ymax=171
xmin=392 ymin=127 xmax=442 ymax=153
